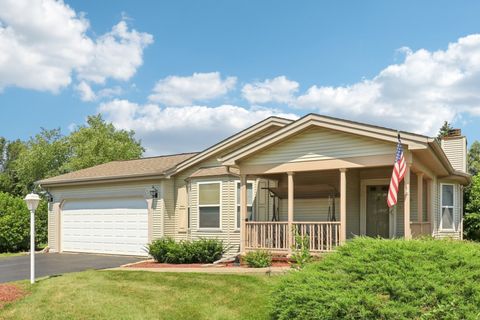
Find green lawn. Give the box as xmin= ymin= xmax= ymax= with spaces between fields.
xmin=0 ymin=252 xmax=26 ymax=259
xmin=0 ymin=270 xmax=279 ymax=320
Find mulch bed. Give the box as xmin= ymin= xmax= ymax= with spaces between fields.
xmin=0 ymin=284 xmax=26 ymax=308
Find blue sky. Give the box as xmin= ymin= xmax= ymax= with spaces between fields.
xmin=1 ymin=0 xmax=479 ymax=155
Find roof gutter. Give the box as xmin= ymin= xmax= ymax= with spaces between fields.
xmin=36 ymin=173 xmax=168 ymax=188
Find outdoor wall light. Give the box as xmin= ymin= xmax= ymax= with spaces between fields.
xmin=44 ymin=190 xmax=54 ymax=203
xmin=149 ymin=186 xmax=159 ymax=199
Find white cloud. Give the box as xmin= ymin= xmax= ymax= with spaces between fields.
xmin=0 ymin=0 xmax=152 ymax=93
xmin=75 ymin=81 xmax=96 ymax=102
xmin=148 ymin=72 xmax=237 ymax=106
xmin=98 ymin=99 xmax=298 ymax=155
xmin=75 ymin=81 xmax=123 ymax=102
xmin=294 ymin=34 xmax=480 ymax=135
xmin=242 ymin=76 xmax=299 ymax=104
xmin=77 ymin=21 xmax=153 ymax=84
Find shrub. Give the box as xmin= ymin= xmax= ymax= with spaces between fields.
xmin=464 ymin=212 xmax=480 ymax=241
xmin=0 ymin=192 xmax=48 ymax=253
xmin=190 ymin=238 xmax=225 ymax=263
xmin=243 ymin=250 xmax=272 ymax=268
xmin=148 ymin=237 xmax=224 ymax=264
xmin=271 ymin=237 xmax=480 ymax=320
xmin=290 ymin=231 xmax=312 ymax=269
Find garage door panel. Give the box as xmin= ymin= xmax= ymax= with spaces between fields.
xmin=61 ymin=198 xmax=148 ymax=256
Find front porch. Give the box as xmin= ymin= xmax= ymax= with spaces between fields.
xmin=240 ymin=166 xmax=433 ymax=254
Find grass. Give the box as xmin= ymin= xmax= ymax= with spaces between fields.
xmin=0 ymin=252 xmax=26 ymax=259
xmin=272 ymin=237 xmax=480 ymax=320
xmin=0 ymin=270 xmax=279 ymax=320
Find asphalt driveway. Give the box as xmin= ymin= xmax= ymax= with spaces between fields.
xmin=0 ymin=253 xmax=144 ymax=283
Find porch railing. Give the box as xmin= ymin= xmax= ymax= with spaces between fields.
xmin=245 ymin=221 xmax=341 ymax=253
xmin=245 ymin=221 xmax=288 ymax=251
xmin=293 ymin=222 xmax=340 ymax=252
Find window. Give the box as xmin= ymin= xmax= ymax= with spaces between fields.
xmin=441 ymin=184 xmax=455 ymax=230
xmin=198 ymin=182 xmax=221 ymax=229
xmin=236 ymin=182 xmax=254 ymax=229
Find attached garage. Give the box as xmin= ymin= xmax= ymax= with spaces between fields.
xmin=61 ymin=197 xmax=149 ymax=256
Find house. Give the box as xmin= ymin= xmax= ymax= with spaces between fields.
xmin=38 ymin=114 xmax=471 ymax=257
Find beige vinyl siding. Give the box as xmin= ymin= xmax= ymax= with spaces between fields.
xmin=189 ymin=176 xmax=240 ymax=255
xmin=242 ymin=126 xmax=396 ymax=166
xmin=46 ymin=181 xmax=162 ymax=252
xmin=441 ymin=137 xmax=467 ymax=173
xmin=161 ymin=179 xmax=175 ymax=240
xmin=346 ymin=169 xmax=360 ymax=237
xmin=279 ymin=198 xmax=340 ymax=222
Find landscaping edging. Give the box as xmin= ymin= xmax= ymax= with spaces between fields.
xmin=110 ymin=266 xmax=290 ymax=274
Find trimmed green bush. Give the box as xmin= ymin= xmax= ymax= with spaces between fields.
xmin=464 ymin=212 xmax=480 ymax=241
xmin=190 ymin=238 xmax=225 ymax=263
xmin=148 ymin=237 xmax=224 ymax=264
xmin=243 ymin=250 xmax=272 ymax=268
xmin=0 ymin=192 xmax=48 ymax=253
xmin=271 ymin=237 xmax=480 ymax=320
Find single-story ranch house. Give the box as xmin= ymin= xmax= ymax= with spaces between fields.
xmin=38 ymin=114 xmax=471 ymax=256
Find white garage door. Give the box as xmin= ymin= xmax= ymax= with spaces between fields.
xmin=61 ymin=198 xmax=148 ymax=256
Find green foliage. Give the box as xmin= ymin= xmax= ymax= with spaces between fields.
xmin=437 ymin=121 xmax=453 ymax=138
xmin=148 ymin=237 xmax=225 ymax=264
xmin=271 ymin=237 xmax=480 ymax=320
xmin=0 ymin=139 xmax=27 ymax=195
xmin=243 ymin=250 xmax=272 ymax=268
xmin=467 ymin=174 xmax=480 ymax=214
xmin=290 ymin=231 xmax=312 ymax=269
xmin=464 ymin=213 xmax=480 ymax=241
xmin=189 ymin=238 xmax=225 ymax=263
xmin=14 ymin=129 xmax=70 ymax=195
xmin=468 ymin=141 xmax=480 ymax=176
xmin=0 ymin=115 xmax=144 ymax=197
xmin=0 ymin=192 xmax=47 ymax=252
xmin=65 ymin=114 xmax=144 ymax=172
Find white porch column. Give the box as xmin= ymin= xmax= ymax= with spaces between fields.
xmin=417 ymin=172 xmax=424 ymax=223
xmin=339 ymin=168 xmax=347 ymax=244
xmin=240 ymin=174 xmax=247 ymax=254
xmin=404 ymin=164 xmax=412 ymax=239
xmin=287 ymin=172 xmax=294 ymax=253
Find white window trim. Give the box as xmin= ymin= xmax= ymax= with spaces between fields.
xmin=197 ymin=181 xmax=222 ymax=231
xmin=440 ymin=183 xmax=455 ymax=232
xmin=234 ymin=180 xmax=255 ymax=231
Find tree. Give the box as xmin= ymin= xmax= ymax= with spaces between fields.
xmin=0 ymin=139 xmax=27 ymax=196
xmin=64 ymin=114 xmax=144 ymax=171
xmin=467 ymin=175 xmax=480 ymax=214
xmin=13 ymin=129 xmax=70 ymax=195
xmin=468 ymin=141 xmax=480 ymax=176
xmin=437 ymin=121 xmax=453 ymax=138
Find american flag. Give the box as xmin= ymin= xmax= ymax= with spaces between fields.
xmin=387 ymin=135 xmax=406 ymax=208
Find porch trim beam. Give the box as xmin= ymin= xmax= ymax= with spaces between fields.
xmin=339 ymin=168 xmax=347 ymax=244
xmin=404 ymin=164 xmax=412 ymax=239
xmin=240 ymin=174 xmax=248 ymax=254
xmin=287 ymin=172 xmax=294 ymax=254
xmin=417 ymin=172 xmax=424 ymax=223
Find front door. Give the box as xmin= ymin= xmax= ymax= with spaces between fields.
xmin=366 ymin=185 xmax=390 ymax=238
